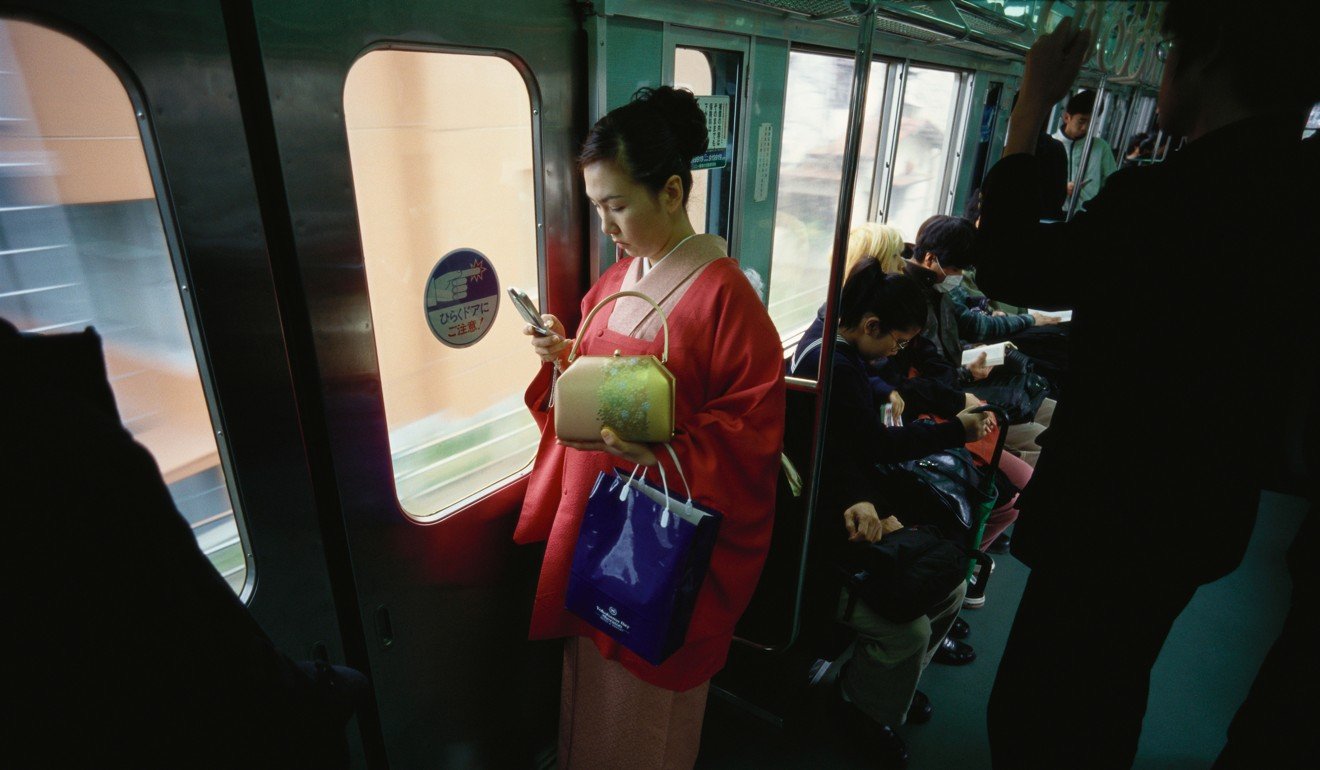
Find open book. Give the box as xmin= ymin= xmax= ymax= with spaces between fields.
xmin=1028 ymin=308 xmax=1073 ymax=323
xmin=961 ymin=341 xmax=1017 ymax=368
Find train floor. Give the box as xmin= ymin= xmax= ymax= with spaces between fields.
xmin=696 ymin=492 xmax=1308 ymax=769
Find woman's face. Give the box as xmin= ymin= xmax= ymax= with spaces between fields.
xmin=583 ymin=159 xmax=679 ymax=261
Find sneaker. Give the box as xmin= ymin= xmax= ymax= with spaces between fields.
xmin=807 ymin=657 xmax=833 ymax=687
xmin=964 ymin=557 xmax=995 ymax=609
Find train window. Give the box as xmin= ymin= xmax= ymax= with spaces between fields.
xmin=967 ymin=82 xmax=1006 ymax=195
xmin=886 ymin=67 xmax=962 ymax=241
xmin=673 ymin=45 xmax=741 ymax=242
xmin=1101 ymin=91 xmax=1127 ymax=155
xmin=674 ymin=48 xmax=713 ymax=236
xmin=767 ymin=50 xmax=858 ymax=336
xmin=850 ymin=62 xmax=890 ymax=229
xmin=1304 ymin=102 xmax=1320 ymax=139
xmin=343 ymin=49 xmax=541 ymax=520
xmin=0 ymin=19 xmax=247 ymax=592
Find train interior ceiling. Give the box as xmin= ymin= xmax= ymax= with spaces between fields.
xmin=2 ymin=0 xmax=1314 ymax=768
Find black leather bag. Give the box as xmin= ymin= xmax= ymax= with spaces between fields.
xmin=966 ymin=369 xmax=1050 ymax=424
xmin=876 ymin=447 xmax=997 ymax=536
xmin=838 ymin=526 xmax=970 ymax=623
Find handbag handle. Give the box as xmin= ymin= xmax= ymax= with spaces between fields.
xmin=915 ymin=455 xmax=994 ymax=503
xmin=567 ymin=290 xmax=671 ymax=365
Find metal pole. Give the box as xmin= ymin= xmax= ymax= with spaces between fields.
xmin=792 ymin=0 xmax=879 ymax=647
xmin=1065 ymin=73 xmax=1108 ymax=220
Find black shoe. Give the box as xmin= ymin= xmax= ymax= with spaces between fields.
xmin=906 ymin=690 xmax=933 ymax=725
xmin=949 ymin=617 xmax=970 ymax=640
xmin=832 ymin=671 xmax=911 ymax=769
xmin=988 ymin=533 xmax=1011 ymax=554
xmin=933 ymin=636 xmax=976 ymax=666
xmin=871 ymin=723 xmax=911 ymax=769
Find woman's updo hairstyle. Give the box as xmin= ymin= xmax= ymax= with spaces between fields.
xmin=578 ymin=86 xmax=709 ymax=205
xmin=839 ymin=258 xmax=928 ymax=333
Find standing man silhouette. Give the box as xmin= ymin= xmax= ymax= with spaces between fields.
xmin=975 ymin=2 xmax=1320 ymax=767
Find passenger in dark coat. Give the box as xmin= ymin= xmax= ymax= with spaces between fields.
xmin=1034 ymin=125 xmax=1069 ymax=220
xmin=2 ymin=318 xmax=365 ymax=768
xmin=974 ymin=2 xmax=1320 ymax=768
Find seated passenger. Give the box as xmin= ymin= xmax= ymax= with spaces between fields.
xmin=797 ymin=222 xmax=968 ymax=422
xmin=789 ymin=262 xmax=994 ymax=769
xmin=948 ymin=281 xmax=1062 ymax=345
xmin=3 ymin=318 xmax=366 ymax=769
xmin=902 ymin=215 xmax=1057 ymax=471
xmin=900 ymin=215 xmax=993 ymax=385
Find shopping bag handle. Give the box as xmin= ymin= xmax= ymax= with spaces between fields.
xmin=625 ymin=444 xmax=692 ymax=529
xmin=568 ymin=290 xmax=671 ymax=365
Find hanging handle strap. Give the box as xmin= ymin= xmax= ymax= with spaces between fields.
xmin=659 ymin=444 xmax=693 ymax=504
xmin=621 ymin=445 xmax=692 ymax=528
xmin=567 ymin=291 xmax=671 ymax=365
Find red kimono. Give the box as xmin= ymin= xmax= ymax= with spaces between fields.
xmin=514 ymin=236 xmax=786 ymax=692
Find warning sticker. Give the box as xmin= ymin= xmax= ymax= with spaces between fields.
xmin=423 ymin=248 xmax=500 ymax=347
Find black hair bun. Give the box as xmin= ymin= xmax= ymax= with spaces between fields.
xmin=632 ymin=86 xmax=709 ymax=161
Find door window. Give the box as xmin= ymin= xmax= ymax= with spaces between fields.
xmin=343 ymin=49 xmax=542 ymax=520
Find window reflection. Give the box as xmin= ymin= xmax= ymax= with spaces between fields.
xmin=769 ymin=52 xmax=887 ymax=338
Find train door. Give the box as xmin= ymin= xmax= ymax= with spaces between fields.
xmin=240 ymin=2 xmax=585 ymax=766
xmin=0 ymin=0 xmax=353 ymax=751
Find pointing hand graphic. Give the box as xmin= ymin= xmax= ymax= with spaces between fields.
xmin=432 ymin=267 xmax=483 ymax=302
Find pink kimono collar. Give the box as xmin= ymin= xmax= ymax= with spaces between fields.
xmin=609 ymin=234 xmax=727 ymax=341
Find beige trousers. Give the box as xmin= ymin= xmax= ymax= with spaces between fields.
xmin=1005 ymin=397 xmax=1057 ymax=467
xmin=838 ymin=581 xmax=968 ymax=726
xmin=558 ymin=637 xmax=710 ymax=770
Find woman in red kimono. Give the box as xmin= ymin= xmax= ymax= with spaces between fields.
xmin=518 ymin=86 xmax=786 ymax=769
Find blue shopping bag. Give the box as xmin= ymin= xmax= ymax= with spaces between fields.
xmin=565 ymin=446 xmax=722 ymax=665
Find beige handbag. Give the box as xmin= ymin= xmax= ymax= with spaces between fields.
xmin=554 ymin=290 xmax=676 ymax=443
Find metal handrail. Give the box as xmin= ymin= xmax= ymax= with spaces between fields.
xmin=734 ymin=0 xmax=880 ymax=655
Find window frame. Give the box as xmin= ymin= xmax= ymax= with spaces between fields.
xmin=0 ymin=14 xmax=254 ymax=597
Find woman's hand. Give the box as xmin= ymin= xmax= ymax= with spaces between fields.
xmin=888 ymin=390 xmax=906 ymax=419
xmin=844 ymin=501 xmax=883 ymax=543
xmin=965 ymin=392 xmax=983 ymax=411
xmin=558 ymin=427 xmax=658 ymax=467
xmin=524 ymin=314 xmax=568 ymax=365
xmin=1030 ymin=311 xmax=1062 ymax=326
xmin=956 ymin=408 xmax=995 ymax=442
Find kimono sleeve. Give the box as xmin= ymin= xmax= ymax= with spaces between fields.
xmin=651 ymin=269 xmax=786 ymax=547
